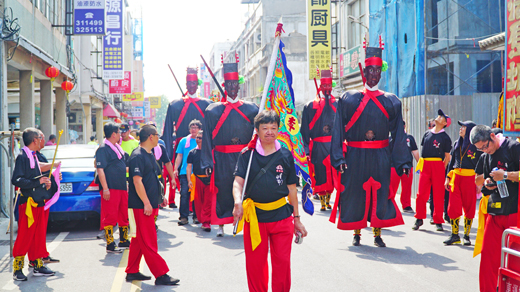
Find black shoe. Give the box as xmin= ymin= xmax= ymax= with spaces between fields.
xmin=412 ymin=219 xmax=423 ymax=230
xmin=178 ymin=218 xmax=189 ymax=226
xmin=193 ymin=217 xmax=200 ymax=224
xmin=327 ymin=204 xmax=332 ymax=210
xmin=352 ymin=234 xmax=361 ymax=246
xmin=444 ymin=215 xmax=450 ymax=222
xmin=403 ymin=206 xmax=414 ymax=213
xmin=126 ymin=272 xmax=152 ymax=282
xmin=169 ymin=203 xmax=178 ymax=209
xmin=42 ymin=256 xmax=60 ymax=263
xmin=13 ymin=270 xmax=27 ymax=281
xmin=443 ymin=234 xmax=461 ymax=245
xmin=374 ymin=236 xmax=386 ymax=247
xmin=463 ymin=235 xmax=471 ymax=246
xmin=436 ymin=224 xmax=444 ymax=231
xmin=155 ymin=274 xmax=180 ymax=286
xmin=118 ymin=240 xmax=130 ymax=249
xmin=155 ymin=224 xmax=158 ymax=232
xmin=159 ymin=205 xmax=164 ymax=209
xmin=313 ymin=194 xmax=320 ymax=200
xmin=430 ymin=219 xmax=435 ymax=225
xmin=33 ymin=265 xmax=55 ymax=277
xmin=107 ymin=242 xmax=123 ymax=253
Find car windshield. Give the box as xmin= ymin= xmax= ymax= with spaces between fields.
xmin=40 ymin=146 xmax=97 ymax=169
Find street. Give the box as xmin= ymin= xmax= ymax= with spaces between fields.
xmin=0 ymin=193 xmax=479 ymax=292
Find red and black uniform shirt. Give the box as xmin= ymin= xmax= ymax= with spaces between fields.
xmin=405 ymin=134 xmax=418 ymax=164
xmin=12 ymin=151 xmax=53 ymax=206
xmin=95 ymin=145 xmax=128 ymax=191
xmin=234 ymin=148 xmax=297 ymax=223
xmin=480 ymin=138 xmax=520 ymax=216
xmin=128 ymin=147 xmax=162 ymax=209
xmin=420 ymin=130 xmax=452 ymax=159
xmin=187 ymin=149 xmax=210 ymax=185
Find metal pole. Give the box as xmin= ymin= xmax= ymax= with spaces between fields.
xmin=424 ymin=0 xmax=428 ymax=99
xmin=9 ymin=123 xmax=14 ymax=260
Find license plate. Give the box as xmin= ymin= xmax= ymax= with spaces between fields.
xmin=60 ymin=183 xmax=73 ymax=193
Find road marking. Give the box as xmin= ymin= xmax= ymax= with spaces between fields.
xmin=129 ymin=257 xmax=144 ymax=292
xmin=3 ymin=232 xmax=69 ymax=290
xmin=110 ymin=249 xmax=129 ymax=292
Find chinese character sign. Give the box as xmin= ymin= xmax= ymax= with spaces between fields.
xmin=505 ymin=0 xmax=520 ymax=133
xmin=74 ymin=0 xmax=105 ymax=35
xmin=307 ymin=0 xmax=331 ymax=79
xmin=143 ymin=100 xmax=150 ymax=118
xmin=341 ymin=45 xmax=364 ymax=77
xmin=109 ymin=71 xmax=131 ymax=94
xmin=123 ymin=92 xmax=144 ymax=102
xmin=149 ymin=96 xmax=161 ymax=109
xmin=103 ymin=0 xmax=124 ymax=80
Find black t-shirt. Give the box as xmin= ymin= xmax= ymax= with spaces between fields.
xmin=234 ymin=147 xmax=297 ymax=223
xmin=481 ymin=138 xmax=520 ymax=216
xmin=187 ymin=148 xmax=211 ymax=185
xmin=421 ymin=130 xmax=452 ymax=159
xmin=406 ymin=134 xmax=418 ymax=164
xmin=128 ymin=147 xmax=162 ymax=209
xmin=95 ymin=144 xmax=128 ymax=190
xmin=152 ymin=144 xmax=171 ymax=168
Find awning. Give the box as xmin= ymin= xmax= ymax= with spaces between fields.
xmin=479 ymin=32 xmax=505 ymax=51
xmin=103 ymin=103 xmax=120 ymax=118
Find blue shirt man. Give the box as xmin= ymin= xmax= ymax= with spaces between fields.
xmin=173 ymin=119 xmax=203 ymax=224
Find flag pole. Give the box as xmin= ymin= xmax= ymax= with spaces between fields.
xmin=233 ymin=22 xmax=283 ymax=236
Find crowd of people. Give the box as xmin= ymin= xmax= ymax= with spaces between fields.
xmin=9 ymin=46 xmax=513 ymax=292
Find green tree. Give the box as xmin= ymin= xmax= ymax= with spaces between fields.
xmin=154 ymin=95 xmax=172 ymax=135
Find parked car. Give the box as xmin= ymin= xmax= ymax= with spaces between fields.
xmin=39 ymin=144 xmax=100 ymax=222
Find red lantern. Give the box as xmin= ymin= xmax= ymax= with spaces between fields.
xmin=45 ymin=66 xmax=60 ymax=82
xmin=61 ymin=80 xmax=74 ymax=94
xmin=136 ymin=122 xmax=140 ymax=125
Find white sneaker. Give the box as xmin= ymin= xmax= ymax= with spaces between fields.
xmin=217 ymin=225 xmax=224 ymax=237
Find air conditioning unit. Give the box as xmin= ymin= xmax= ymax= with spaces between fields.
xmin=255 ymin=32 xmax=261 ymax=44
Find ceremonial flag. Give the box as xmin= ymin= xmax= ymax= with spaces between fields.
xmin=260 ymin=24 xmax=314 ymax=215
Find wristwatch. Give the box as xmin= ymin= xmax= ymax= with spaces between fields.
xmin=504 ymin=172 xmax=509 ymax=180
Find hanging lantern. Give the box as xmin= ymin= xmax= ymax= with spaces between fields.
xmin=136 ymin=122 xmax=140 ymax=125
xmin=45 ymin=66 xmax=60 ymax=82
xmin=114 ymin=118 xmax=122 ymax=123
xmin=61 ymin=80 xmax=74 ymax=94
xmin=128 ymin=120 xmax=134 ymax=125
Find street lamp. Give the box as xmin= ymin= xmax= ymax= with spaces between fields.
xmin=348 ymin=15 xmax=368 ymax=31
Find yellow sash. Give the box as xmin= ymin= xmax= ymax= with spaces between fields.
xmin=473 ymin=195 xmax=489 ymax=257
xmin=416 ymin=157 xmax=443 ymax=174
xmin=447 ymin=169 xmax=476 ymax=192
xmin=128 ymin=209 xmax=137 ymax=238
xmin=190 ymin=174 xmax=209 ymax=202
xmin=235 ymin=197 xmax=288 ymax=251
xmin=25 ymin=197 xmax=39 ymax=228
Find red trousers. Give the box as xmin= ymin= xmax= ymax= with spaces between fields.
xmin=447 ymin=174 xmax=476 ymax=219
xmin=100 ymin=189 xmax=129 ymax=228
xmin=164 ymin=166 xmax=176 ymax=205
xmin=244 ymin=216 xmax=294 ymax=292
xmin=480 ymin=213 xmax=517 ymax=292
xmin=193 ymin=178 xmax=211 ymax=225
xmin=42 ymin=207 xmax=50 ymax=258
xmin=415 ymin=160 xmax=445 ymax=223
xmin=126 ymin=208 xmax=169 ymax=278
xmin=390 ymin=167 xmax=414 ymax=209
xmin=13 ymin=203 xmax=47 ymax=261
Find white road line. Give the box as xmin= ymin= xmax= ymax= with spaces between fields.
xmin=2 ymin=232 xmax=69 ymax=290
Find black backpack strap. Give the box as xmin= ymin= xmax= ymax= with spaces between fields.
xmin=244 ymin=150 xmax=282 ymax=198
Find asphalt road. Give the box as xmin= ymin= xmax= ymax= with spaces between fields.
xmin=0 ymin=193 xmax=479 ymax=291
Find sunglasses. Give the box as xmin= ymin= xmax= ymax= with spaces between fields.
xmin=196 ymin=137 xmax=202 ymax=140
xmin=476 ymin=140 xmax=491 ymax=152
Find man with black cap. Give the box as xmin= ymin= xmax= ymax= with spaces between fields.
xmin=413 ymin=109 xmax=452 ymax=231
xmin=301 ymin=67 xmax=339 ymax=212
xmin=330 ymin=38 xmax=411 ymax=247
xmin=162 ymin=67 xmax=212 ymax=208
xmin=443 ymin=120 xmax=481 ymax=245
xmin=201 ymin=50 xmax=258 ymax=237
xmin=121 ymin=123 xmax=139 ymax=156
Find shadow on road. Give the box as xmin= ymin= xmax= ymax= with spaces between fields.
xmin=346 ymin=245 xmax=460 ymax=271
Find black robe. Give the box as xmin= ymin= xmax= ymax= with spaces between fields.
xmin=301 ymin=95 xmax=338 ymax=194
xmin=330 ymin=89 xmax=411 ymax=230
xmin=162 ymin=96 xmax=212 ymax=160
xmin=201 ymin=100 xmax=258 ymax=225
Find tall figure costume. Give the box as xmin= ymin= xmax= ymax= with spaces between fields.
xmin=201 ymin=50 xmax=258 ymax=233
xmin=444 ymin=121 xmax=481 ymax=246
xmin=301 ymin=68 xmax=339 ymax=211
xmin=162 ymin=67 xmax=212 ymax=204
xmin=330 ymin=40 xmax=411 ymax=247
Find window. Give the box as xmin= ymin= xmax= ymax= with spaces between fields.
xmin=428 ymin=62 xmax=454 ymax=95
xmin=347 ymin=0 xmax=366 ymax=49
xmin=477 ymin=59 xmax=502 ymax=93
